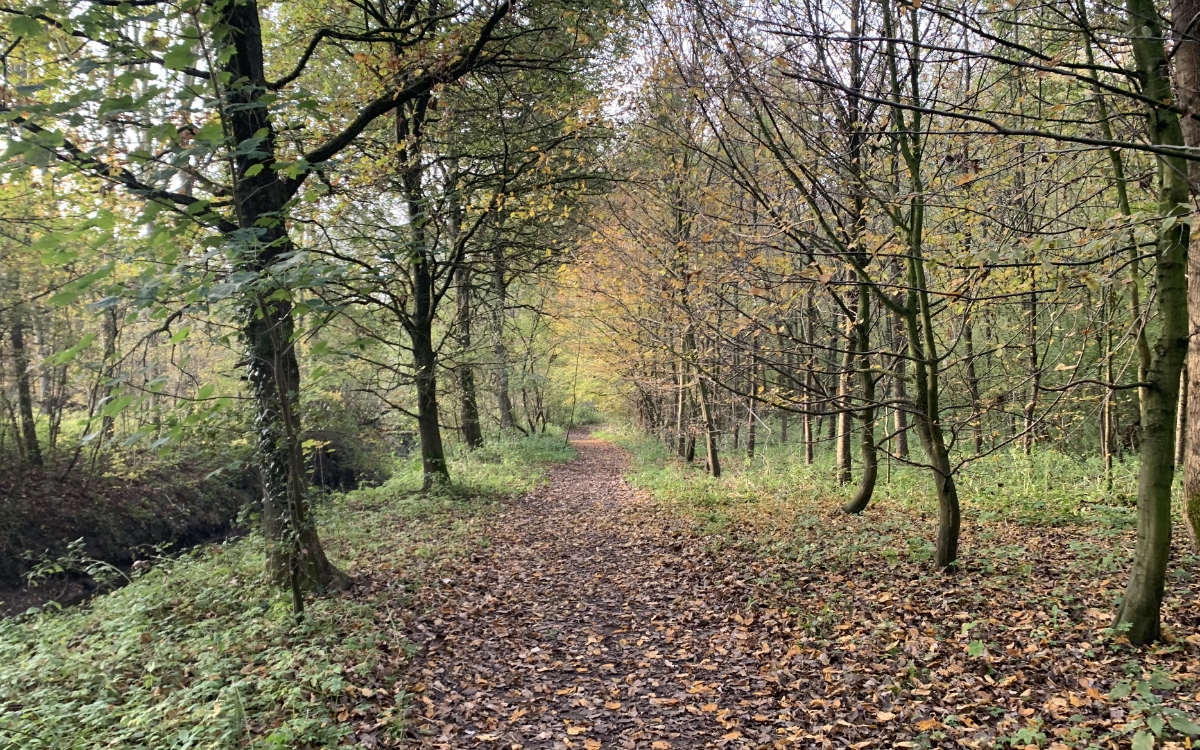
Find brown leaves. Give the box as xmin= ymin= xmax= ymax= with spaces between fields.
xmin=391 ymin=438 xmax=1200 ymax=749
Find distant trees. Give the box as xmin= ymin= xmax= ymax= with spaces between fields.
xmin=583 ymin=0 xmax=1200 ymax=643
xmin=0 ymin=0 xmax=623 ymax=604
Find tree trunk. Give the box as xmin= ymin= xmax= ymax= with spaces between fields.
xmin=746 ymin=338 xmax=757 ymax=459
xmin=676 ymin=357 xmax=688 ymax=456
xmin=965 ymin=315 xmax=983 ymax=455
xmin=836 ymin=319 xmax=855 ymax=484
xmin=413 ymin=314 xmax=449 ymax=487
xmin=1022 ymin=289 xmax=1039 ymax=453
xmin=686 ymin=329 xmax=720 ymax=477
xmin=1173 ymin=0 xmax=1200 ymax=549
xmin=844 ymin=283 xmax=877 ymax=514
xmin=221 ymin=0 xmax=343 ymax=591
xmin=492 ymin=245 xmax=517 ymax=431
xmin=1176 ymin=364 xmax=1188 ymax=469
xmin=100 ymin=306 xmax=117 ymax=438
xmin=696 ymin=373 xmax=721 ymax=478
xmin=1113 ymin=0 xmax=1191 ymax=642
xmin=455 ymin=268 xmax=484 ymax=449
xmin=10 ymin=309 xmax=41 ymax=467
xmin=893 ymin=320 xmax=910 ymax=460
xmin=803 ymin=368 xmax=815 ymax=464
xmin=397 ymin=93 xmax=450 ymax=489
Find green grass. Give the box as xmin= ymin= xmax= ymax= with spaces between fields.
xmin=595 ymin=424 xmax=1140 ymax=529
xmin=0 ymin=430 xmax=574 ymax=750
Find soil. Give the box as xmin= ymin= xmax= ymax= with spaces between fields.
xmin=0 ymin=456 xmax=249 ymax=615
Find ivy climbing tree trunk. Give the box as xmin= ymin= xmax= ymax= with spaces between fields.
xmin=220 ymin=0 xmax=345 ymax=590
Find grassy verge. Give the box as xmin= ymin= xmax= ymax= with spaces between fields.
xmin=0 ymin=431 xmax=574 ymax=750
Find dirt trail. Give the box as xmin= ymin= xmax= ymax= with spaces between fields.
xmin=403 ymin=437 xmax=806 ymax=750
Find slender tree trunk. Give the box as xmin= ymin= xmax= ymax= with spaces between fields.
xmin=34 ymin=321 xmax=49 ymax=414
xmin=1114 ymin=0 xmax=1191 ymax=642
xmin=804 ymin=368 xmax=815 ymax=464
xmin=1173 ymin=0 xmax=1200 ymax=549
xmin=1103 ymin=291 xmax=1116 ymax=490
xmin=492 ymin=245 xmax=516 ymax=431
xmin=836 ymin=315 xmax=855 ymax=484
xmin=965 ymin=315 xmax=983 ymax=455
xmin=686 ymin=329 xmax=720 ymax=477
xmin=893 ymin=322 xmax=910 ymax=460
xmin=883 ymin=0 xmax=959 ymax=568
xmin=1023 ymin=289 xmax=1039 ymax=453
xmin=100 ymin=306 xmax=117 ymax=438
xmin=10 ymin=309 xmax=41 ymax=467
xmin=1176 ymin=364 xmax=1188 ymax=469
xmin=455 ymin=267 xmax=484 ymax=449
xmin=746 ymin=338 xmax=757 ymax=458
xmin=844 ymin=283 xmax=877 ymax=513
xmin=696 ymin=373 xmax=721 ymax=478
xmin=676 ymin=357 xmax=688 ymax=456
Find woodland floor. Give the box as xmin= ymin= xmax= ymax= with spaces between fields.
xmin=394 ymin=436 xmax=1200 ymax=750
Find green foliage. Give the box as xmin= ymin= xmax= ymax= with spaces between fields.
xmin=0 ymin=433 xmax=571 ymax=749
xmin=596 ymin=424 xmax=1139 ymax=529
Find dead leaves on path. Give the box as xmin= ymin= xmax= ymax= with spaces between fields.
xmin=383 ymin=440 xmax=1200 ymax=749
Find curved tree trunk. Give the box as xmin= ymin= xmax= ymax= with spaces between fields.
xmin=844 ymin=283 xmax=877 ymax=514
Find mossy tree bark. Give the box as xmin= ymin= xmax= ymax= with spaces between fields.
xmin=1112 ymin=0 xmax=1191 ymax=643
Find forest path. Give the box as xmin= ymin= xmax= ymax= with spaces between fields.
xmin=402 ymin=436 xmax=802 ymax=750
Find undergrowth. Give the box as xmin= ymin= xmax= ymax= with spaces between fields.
xmin=596 ymin=425 xmax=1140 ymax=528
xmin=596 ymin=426 xmax=1200 ymax=748
xmin=0 ymin=430 xmax=573 ymax=750
xmin=595 ymin=424 xmax=1196 ymax=631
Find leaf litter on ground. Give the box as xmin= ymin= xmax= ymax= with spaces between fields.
xmin=393 ymin=438 xmax=1200 ymax=750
